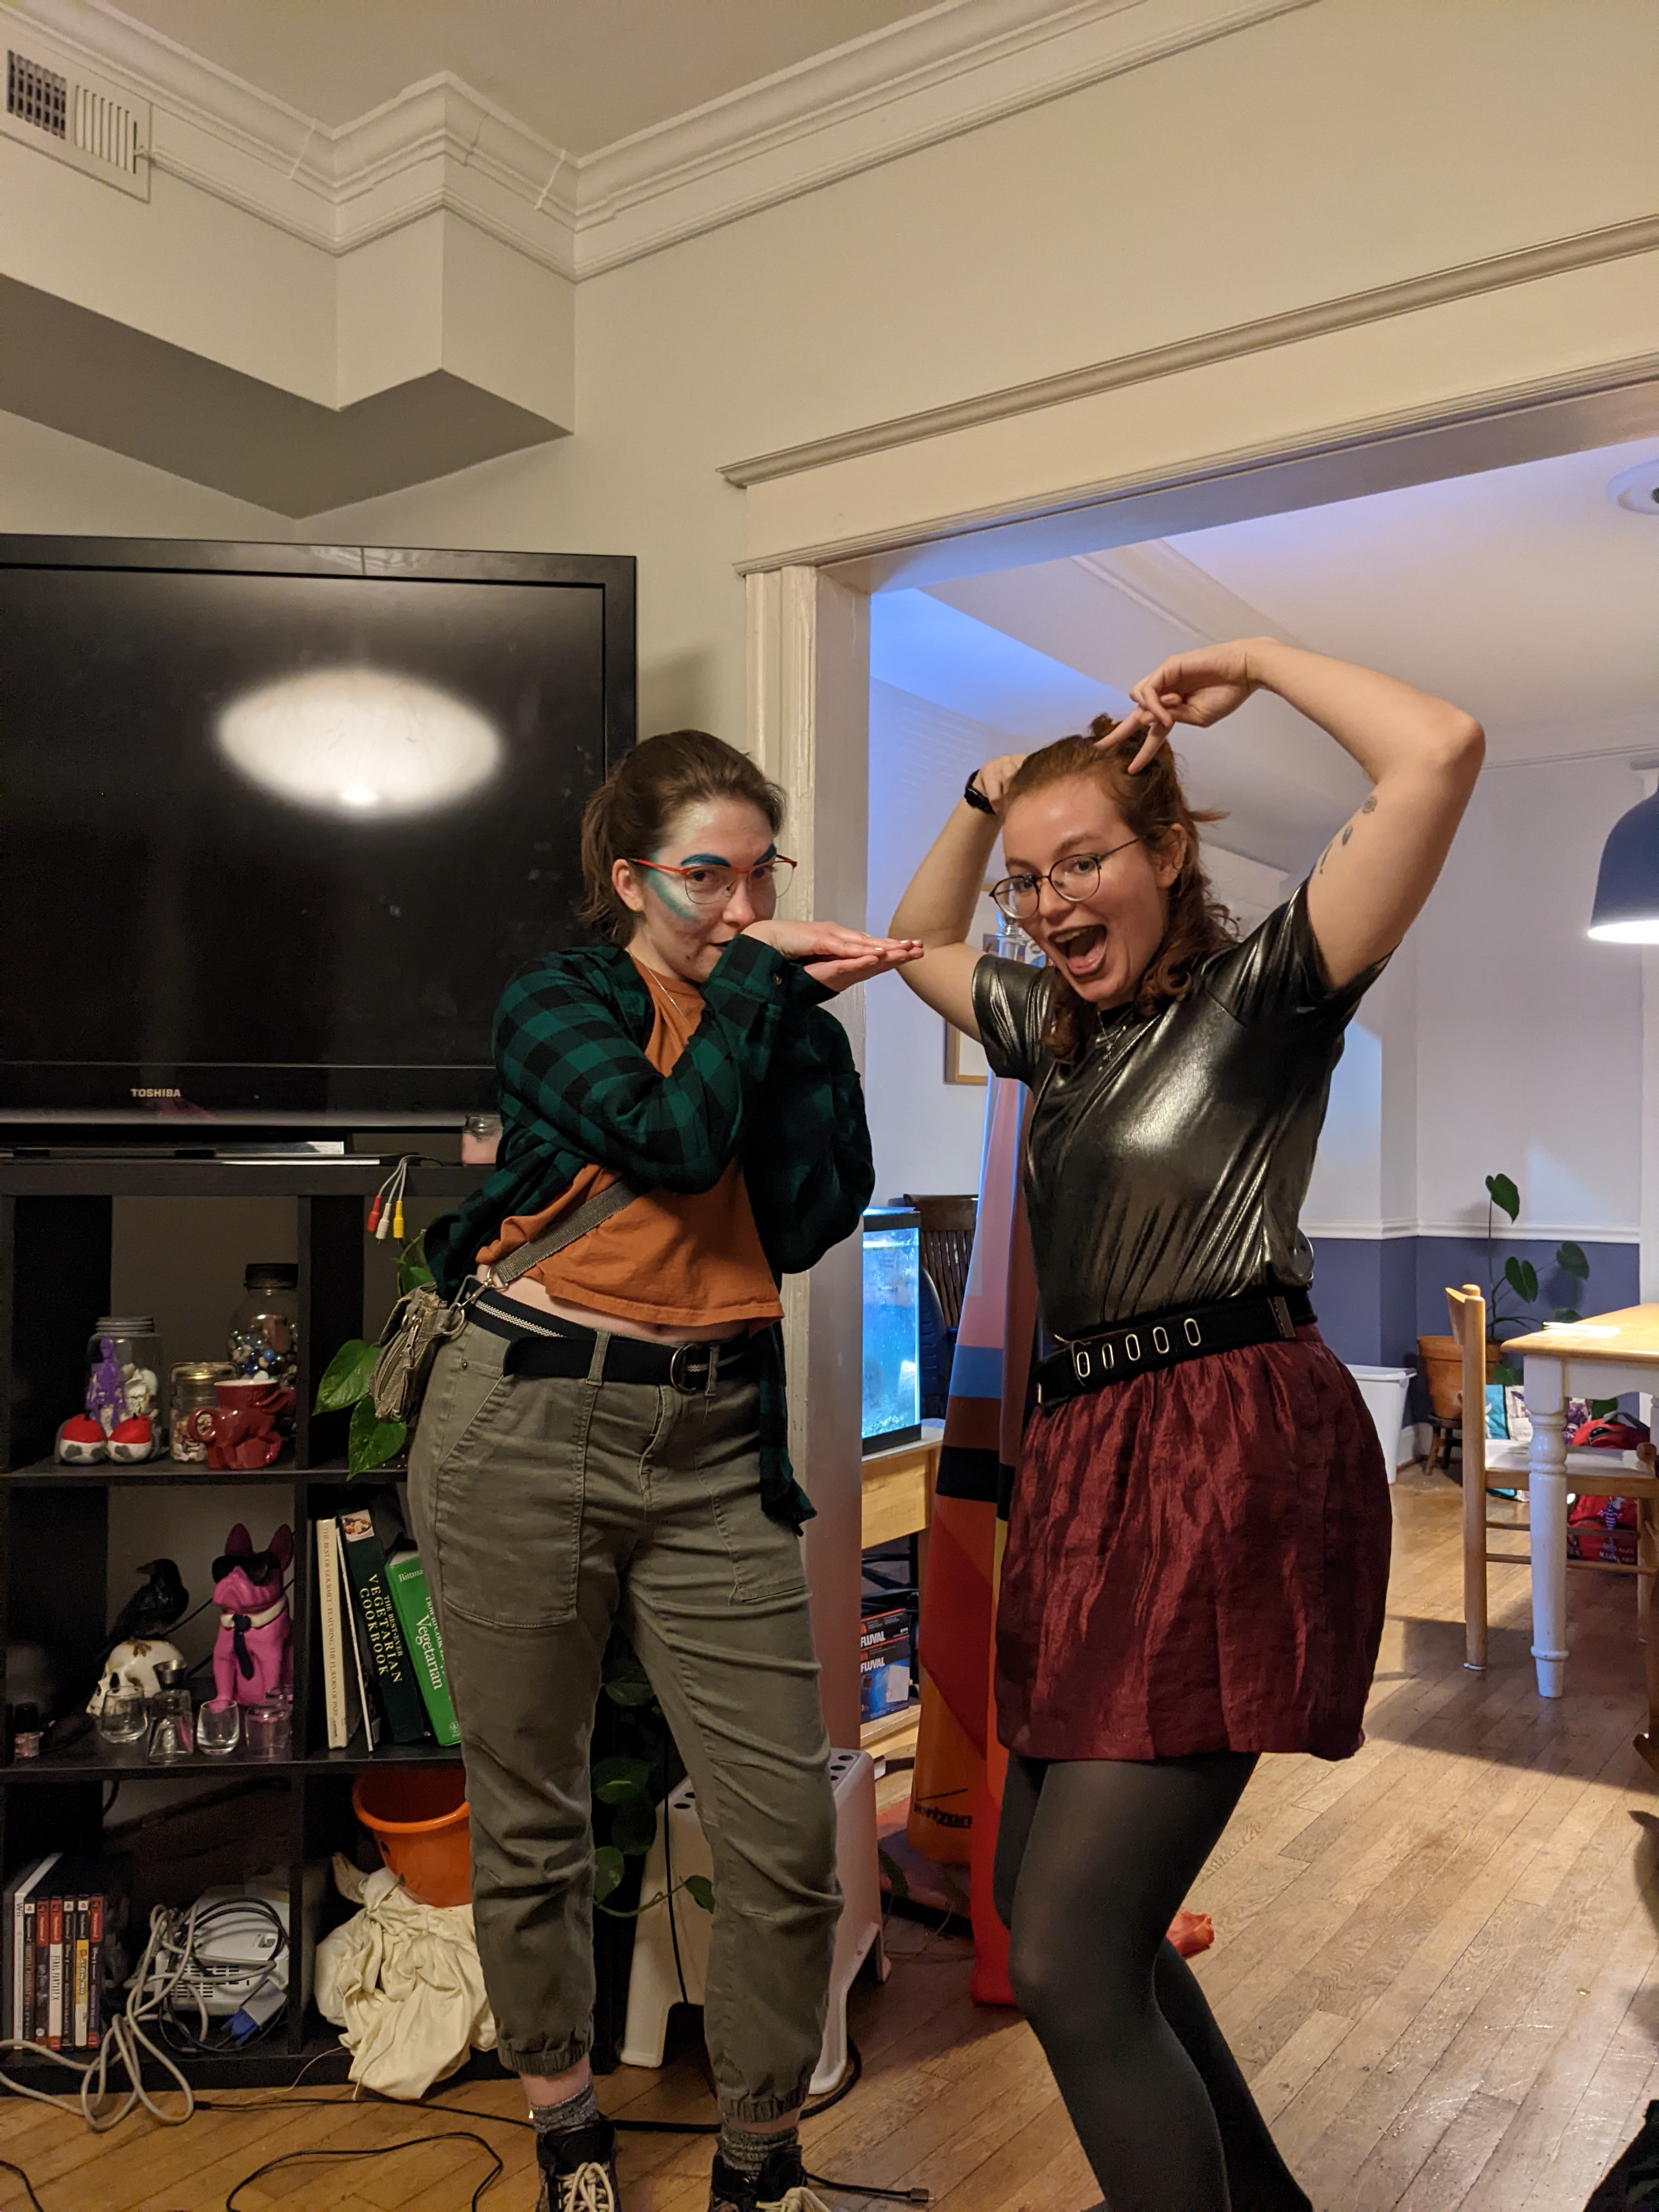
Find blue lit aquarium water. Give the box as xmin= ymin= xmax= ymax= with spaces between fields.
xmin=862 ymin=1208 xmax=921 ymax=1449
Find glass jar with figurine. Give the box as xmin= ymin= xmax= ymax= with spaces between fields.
xmin=77 ymin=1316 xmax=163 ymax=1464
xmin=229 ymin=1263 xmax=300 ymax=1387
xmin=170 ymin=1359 xmax=234 ymax=1462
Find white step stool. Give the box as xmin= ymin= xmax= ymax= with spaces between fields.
xmin=619 ymin=1747 xmax=887 ymax=2095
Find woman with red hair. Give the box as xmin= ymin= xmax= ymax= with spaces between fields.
xmin=892 ymin=640 xmax=1482 ymax=2210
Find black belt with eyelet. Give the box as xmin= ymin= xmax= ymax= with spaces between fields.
xmin=467 ymin=1289 xmax=755 ymax=1396
xmin=1032 ymin=1287 xmax=1316 ymax=1410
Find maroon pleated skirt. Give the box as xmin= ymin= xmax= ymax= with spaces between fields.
xmin=995 ymin=1327 xmax=1392 ymax=1764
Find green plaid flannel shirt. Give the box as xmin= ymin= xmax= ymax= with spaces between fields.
xmin=426 ymin=932 xmax=875 ymax=1527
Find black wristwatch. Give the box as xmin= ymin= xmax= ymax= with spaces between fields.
xmin=963 ymin=770 xmax=997 ymax=817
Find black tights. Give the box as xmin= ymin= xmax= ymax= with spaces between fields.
xmin=994 ymin=1752 xmax=1311 ymax=2212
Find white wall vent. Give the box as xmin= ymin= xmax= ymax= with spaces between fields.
xmin=3 ymin=38 xmax=149 ymax=198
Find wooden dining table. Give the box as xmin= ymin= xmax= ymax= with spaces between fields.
xmin=1502 ymin=1305 xmax=1659 ymax=1713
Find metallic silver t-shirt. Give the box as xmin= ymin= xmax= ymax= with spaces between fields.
xmin=972 ymin=885 xmax=1381 ymax=1342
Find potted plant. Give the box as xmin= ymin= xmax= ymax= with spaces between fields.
xmin=1415 ymin=1172 xmax=1593 ymax=1420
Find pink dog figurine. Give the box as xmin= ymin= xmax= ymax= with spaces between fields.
xmin=212 ymin=1523 xmax=294 ymax=1707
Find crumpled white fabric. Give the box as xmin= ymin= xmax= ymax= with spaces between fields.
xmin=314 ymin=1853 xmax=496 ymax=2098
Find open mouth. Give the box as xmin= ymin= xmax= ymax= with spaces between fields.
xmin=1048 ymin=921 xmax=1110 ymax=981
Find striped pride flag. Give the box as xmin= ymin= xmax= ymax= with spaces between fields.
xmin=909 ymin=1073 xmax=1036 ymax=2004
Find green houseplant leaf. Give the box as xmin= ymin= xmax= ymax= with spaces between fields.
xmin=1504 ymin=1256 xmax=1538 ymax=1306
xmin=601 ymin=1654 xmax=656 ymax=1708
xmin=347 ymin=1395 xmax=405 ymax=1476
xmin=610 ymin=1795 xmax=659 ymax=1857
xmin=314 ymin=1338 xmax=377 ymax=1414
xmin=1555 ymin=1241 xmax=1590 ymax=1282
xmin=1485 ymin=1172 xmax=1521 ymax=1222
xmin=591 ymin=1756 xmax=653 ymax=1805
xmin=594 ymin=1846 xmax=626 ymax=1904
xmin=684 ymin=1875 xmax=715 ymax=1914
xmin=397 ymin=1239 xmax=435 ymax=1296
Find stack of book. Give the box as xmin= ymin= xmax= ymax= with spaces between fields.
xmin=316 ymin=1488 xmax=460 ymax=1754
xmin=2 ymin=1857 xmax=127 ymax=2051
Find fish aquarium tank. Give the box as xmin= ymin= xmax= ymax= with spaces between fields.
xmin=862 ymin=1207 xmax=921 ymax=1452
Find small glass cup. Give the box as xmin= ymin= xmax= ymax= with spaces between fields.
xmin=196 ymin=1699 xmax=241 ymax=1757
xmin=147 ymin=1688 xmax=194 ymax=1762
xmin=97 ymin=1688 xmax=149 ymax=1746
xmin=244 ymin=1701 xmax=291 ymax=1760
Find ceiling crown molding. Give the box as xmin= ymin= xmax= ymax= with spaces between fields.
xmin=1073 ymin=541 xmax=1310 ymax=653
xmin=571 ymin=0 xmax=1318 ymax=275
xmin=1 ymin=0 xmax=579 ymax=271
xmin=2 ymin=0 xmax=1314 ymax=281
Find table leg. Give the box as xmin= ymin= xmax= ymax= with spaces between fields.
xmin=1525 ymin=1358 xmax=1567 ymax=1697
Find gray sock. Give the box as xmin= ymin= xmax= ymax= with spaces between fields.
xmin=529 ymin=2081 xmax=603 ymax=2140
xmin=719 ymin=2120 xmax=797 ymax=2181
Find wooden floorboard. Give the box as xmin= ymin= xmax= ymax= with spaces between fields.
xmin=4 ymin=1465 xmax=1658 ymax=2209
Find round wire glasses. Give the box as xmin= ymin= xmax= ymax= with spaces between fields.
xmin=990 ymin=834 xmax=1140 ymax=921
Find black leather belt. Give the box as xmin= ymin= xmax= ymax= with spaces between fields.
xmin=1032 ymin=1287 xmax=1316 ymax=1409
xmin=469 ymin=1290 xmax=755 ymax=1395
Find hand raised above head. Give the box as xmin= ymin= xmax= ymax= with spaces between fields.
xmin=968 ymin=753 xmax=1029 ymax=818
xmin=1123 ymin=644 xmax=1262 ymax=769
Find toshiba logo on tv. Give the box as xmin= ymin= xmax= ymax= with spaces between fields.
xmin=131 ymin=1086 xmax=183 ymax=1099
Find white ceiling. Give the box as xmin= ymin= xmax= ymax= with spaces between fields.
xmin=104 ymin=0 xmax=937 ymax=152
xmin=1168 ymin=438 xmax=1659 ymax=763
xmin=890 ymin=437 xmax=1659 ymax=873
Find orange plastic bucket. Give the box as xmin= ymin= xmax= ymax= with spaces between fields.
xmin=352 ymin=1767 xmax=472 ymax=1907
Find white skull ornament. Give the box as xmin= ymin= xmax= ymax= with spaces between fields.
xmin=86 ymin=1637 xmax=185 ymax=1714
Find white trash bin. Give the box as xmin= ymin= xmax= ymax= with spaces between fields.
xmin=1345 ymin=1363 xmax=1414 ymax=1480
xmin=620 ymin=1746 xmax=885 ymax=2095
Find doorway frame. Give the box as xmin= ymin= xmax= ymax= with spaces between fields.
xmin=741 ymin=250 xmax=1659 ymax=1735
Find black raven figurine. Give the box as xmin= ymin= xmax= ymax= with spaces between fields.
xmin=104 ymin=1558 xmax=189 ymax=1654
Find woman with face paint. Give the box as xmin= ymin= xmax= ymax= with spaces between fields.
xmin=413 ymin=731 xmax=921 ymax=2212
xmin=891 ymin=641 xmax=1483 ymax=2212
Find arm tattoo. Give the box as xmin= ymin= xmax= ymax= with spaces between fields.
xmin=1361 ymin=794 xmax=1378 ymax=815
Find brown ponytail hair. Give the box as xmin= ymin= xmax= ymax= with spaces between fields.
xmin=579 ymin=730 xmax=786 ymax=943
xmin=1001 ymin=715 xmax=1237 ymax=1062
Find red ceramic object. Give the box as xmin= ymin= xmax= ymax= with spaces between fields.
xmin=205 ymin=1381 xmax=294 ymax=1471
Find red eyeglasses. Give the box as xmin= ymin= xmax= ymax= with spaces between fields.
xmin=627 ymin=855 xmax=797 ymax=909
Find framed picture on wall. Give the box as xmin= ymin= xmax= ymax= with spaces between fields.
xmin=944 ymin=1022 xmax=990 ymax=1086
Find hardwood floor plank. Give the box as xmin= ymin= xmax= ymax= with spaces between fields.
xmin=11 ymin=1467 xmax=1659 ymax=2211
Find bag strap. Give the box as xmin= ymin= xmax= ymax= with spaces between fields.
xmin=487 ymin=1180 xmax=637 ymax=1288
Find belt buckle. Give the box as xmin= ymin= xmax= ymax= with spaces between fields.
xmin=669 ymin=1342 xmax=716 ymax=1395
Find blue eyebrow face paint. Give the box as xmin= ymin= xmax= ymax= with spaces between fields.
xmin=669 ymin=842 xmax=778 ymax=868
xmin=642 ymin=864 xmax=698 ymax=923
xmin=644 ymin=838 xmax=780 ymax=919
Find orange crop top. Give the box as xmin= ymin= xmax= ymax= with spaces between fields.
xmin=475 ymin=955 xmax=785 ymax=1331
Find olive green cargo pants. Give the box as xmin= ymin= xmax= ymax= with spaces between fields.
xmin=407 ymin=1317 xmax=840 ymax=2119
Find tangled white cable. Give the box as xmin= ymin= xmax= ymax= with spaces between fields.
xmin=0 ymin=1893 xmax=287 ymax=2131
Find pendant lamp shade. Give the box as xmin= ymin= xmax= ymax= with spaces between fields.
xmin=1589 ymin=789 xmax=1659 ymax=944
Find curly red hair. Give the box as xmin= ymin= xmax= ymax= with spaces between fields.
xmin=1001 ymin=716 xmax=1237 ymax=1061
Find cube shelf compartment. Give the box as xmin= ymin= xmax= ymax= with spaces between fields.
xmin=0 ymin=1156 xmax=481 ymax=2090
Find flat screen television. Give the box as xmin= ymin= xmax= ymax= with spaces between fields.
xmin=0 ymin=537 xmax=635 ymax=1129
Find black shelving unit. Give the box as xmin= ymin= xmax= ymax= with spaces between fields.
xmin=0 ymin=1155 xmax=489 ymax=2089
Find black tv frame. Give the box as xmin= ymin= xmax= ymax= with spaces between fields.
xmin=0 ymin=535 xmax=636 ymax=1136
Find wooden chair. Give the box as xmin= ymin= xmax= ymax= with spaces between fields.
xmin=1447 ymin=1283 xmax=1659 ymax=1675
xmin=901 ymin=1195 xmax=977 ymax=1333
